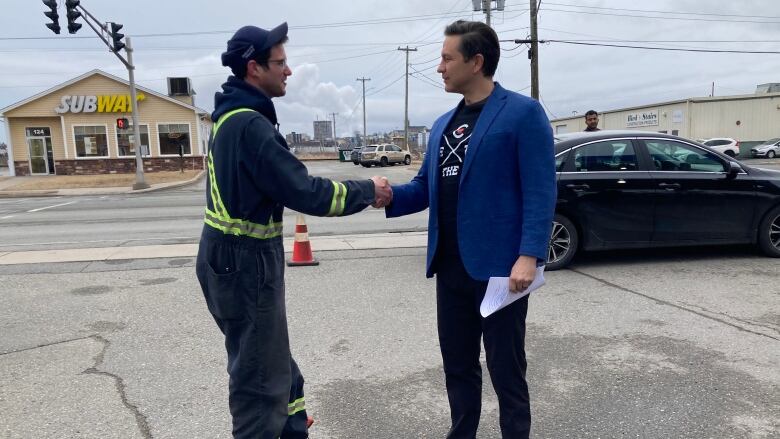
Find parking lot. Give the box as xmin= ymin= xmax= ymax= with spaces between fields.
xmin=1 ymin=244 xmax=777 ymax=438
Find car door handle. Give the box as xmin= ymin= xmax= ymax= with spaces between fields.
xmin=658 ymin=183 xmax=681 ymax=190
xmin=566 ymin=184 xmax=590 ymax=191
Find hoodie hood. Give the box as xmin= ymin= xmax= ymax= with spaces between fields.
xmin=212 ymin=76 xmax=278 ymax=125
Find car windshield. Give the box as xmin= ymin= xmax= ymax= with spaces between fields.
xmin=363 ymin=146 xmax=376 ymax=152
xmin=703 ymin=140 xmax=719 ymax=146
xmin=762 ymin=138 xmax=780 ymax=145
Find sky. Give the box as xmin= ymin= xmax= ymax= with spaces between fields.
xmin=1 ymin=0 xmax=779 ymax=143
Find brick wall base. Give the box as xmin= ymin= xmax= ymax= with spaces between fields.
xmin=15 ymin=157 xmax=205 ymax=176
xmin=14 ymin=161 xmax=30 ymax=176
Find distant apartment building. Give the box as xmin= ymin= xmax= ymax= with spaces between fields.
xmin=313 ymin=120 xmax=333 ymax=141
xmin=286 ymin=132 xmax=305 ymax=144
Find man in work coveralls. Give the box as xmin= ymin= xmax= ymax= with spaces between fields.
xmin=196 ymin=23 xmax=392 ymax=439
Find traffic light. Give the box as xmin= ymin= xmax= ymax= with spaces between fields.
xmin=43 ymin=0 xmax=60 ymax=35
xmin=110 ymin=22 xmax=125 ymax=52
xmin=65 ymin=0 xmax=82 ymax=34
xmin=116 ymin=118 xmax=129 ymax=130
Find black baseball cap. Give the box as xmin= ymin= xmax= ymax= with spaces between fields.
xmin=221 ymin=22 xmax=288 ymax=69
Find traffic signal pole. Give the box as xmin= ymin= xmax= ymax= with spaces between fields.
xmin=125 ymin=37 xmax=148 ymax=189
xmin=44 ymin=1 xmax=148 ymax=189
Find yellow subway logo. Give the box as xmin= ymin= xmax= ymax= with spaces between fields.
xmin=54 ymin=94 xmax=146 ymax=114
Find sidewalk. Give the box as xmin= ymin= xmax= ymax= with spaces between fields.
xmin=0 ymin=170 xmax=205 ymax=197
xmin=0 ymin=231 xmax=428 ymax=265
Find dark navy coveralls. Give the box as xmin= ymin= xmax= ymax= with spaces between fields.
xmin=196 ymin=77 xmax=375 ymax=438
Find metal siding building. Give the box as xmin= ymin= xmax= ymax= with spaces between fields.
xmin=551 ymin=91 xmax=780 ymax=153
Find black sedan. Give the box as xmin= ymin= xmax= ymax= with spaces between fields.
xmin=547 ymin=131 xmax=780 ymax=270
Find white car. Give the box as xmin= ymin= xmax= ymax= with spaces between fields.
xmin=750 ymin=138 xmax=780 ymax=159
xmin=702 ymin=138 xmax=740 ymax=157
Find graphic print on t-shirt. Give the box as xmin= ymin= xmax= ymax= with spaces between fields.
xmin=440 ymin=123 xmax=471 ymax=179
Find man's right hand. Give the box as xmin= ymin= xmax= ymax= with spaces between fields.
xmin=371 ymin=176 xmax=393 ymax=208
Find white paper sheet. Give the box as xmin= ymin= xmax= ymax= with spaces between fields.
xmin=480 ymin=266 xmax=545 ymax=317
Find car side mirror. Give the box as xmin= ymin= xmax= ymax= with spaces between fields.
xmin=726 ymin=161 xmax=742 ymax=179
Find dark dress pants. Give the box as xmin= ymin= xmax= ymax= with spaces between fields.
xmin=436 ymin=253 xmax=531 ymax=439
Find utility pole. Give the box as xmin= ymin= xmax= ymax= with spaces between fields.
xmin=530 ymin=0 xmax=540 ymax=100
xmin=711 ymin=81 xmax=715 ymax=97
xmin=356 ymin=77 xmax=370 ymax=147
xmin=329 ymin=112 xmax=338 ymax=142
xmin=398 ymin=46 xmax=417 ymax=151
xmin=473 ymin=0 xmax=505 ymax=27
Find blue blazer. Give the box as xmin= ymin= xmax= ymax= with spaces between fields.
xmin=386 ymin=83 xmax=556 ymax=280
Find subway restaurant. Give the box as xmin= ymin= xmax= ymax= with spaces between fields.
xmin=0 ymin=69 xmax=211 ymax=176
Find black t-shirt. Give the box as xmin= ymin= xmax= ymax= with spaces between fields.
xmin=436 ymin=98 xmax=486 ymax=257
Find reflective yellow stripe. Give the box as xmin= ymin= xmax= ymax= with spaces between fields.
xmin=288 ymin=397 xmax=306 ymax=416
xmin=207 ymin=152 xmax=229 ymax=218
xmin=204 ymin=210 xmax=283 ymax=239
xmin=212 ymin=108 xmax=255 ymax=137
xmin=205 ymin=107 xmax=283 ymax=240
xmin=327 ymin=181 xmax=348 ymax=217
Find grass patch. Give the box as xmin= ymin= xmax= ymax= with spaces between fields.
xmin=2 ymin=170 xmax=201 ymax=191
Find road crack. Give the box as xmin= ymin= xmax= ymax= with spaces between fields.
xmin=0 ymin=335 xmax=93 ymax=356
xmin=570 ymin=268 xmax=780 ymax=342
xmin=82 ymin=334 xmax=153 ymax=439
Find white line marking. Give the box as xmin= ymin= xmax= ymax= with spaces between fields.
xmin=0 ymin=236 xmax=199 ymax=248
xmin=26 ymin=201 xmax=77 ymax=213
xmin=1 ymin=215 xmax=14 ymax=220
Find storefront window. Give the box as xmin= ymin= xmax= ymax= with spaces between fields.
xmin=158 ymin=123 xmax=191 ymax=155
xmin=116 ymin=125 xmax=150 ymax=157
xmin=74 ymin=125 xmax=109 ymax=158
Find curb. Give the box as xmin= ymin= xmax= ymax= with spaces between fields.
xmin=0 ymin=231 xmax=429 ymax=265
xmin=0 ymin=170 xmax=205 ymax=198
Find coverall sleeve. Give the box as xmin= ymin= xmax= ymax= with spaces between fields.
xmin=255 ymin=131 xmax=375 ymax=217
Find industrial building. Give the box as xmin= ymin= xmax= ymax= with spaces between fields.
xmin=551 ymin=84 xmax=780 ymax=154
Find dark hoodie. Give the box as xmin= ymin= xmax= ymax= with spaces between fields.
xmin=206 ymin=76 xmax=375 ymax=231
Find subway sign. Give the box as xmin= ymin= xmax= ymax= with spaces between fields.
xmin=54 ymin=93 xmax=147 ymax=114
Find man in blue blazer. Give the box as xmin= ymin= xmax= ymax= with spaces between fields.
xmin=385 ymin=20 xmax=556 ymax=438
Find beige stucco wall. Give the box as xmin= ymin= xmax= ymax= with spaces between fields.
xmin=4 ymin=73 xmax=205 ymax=163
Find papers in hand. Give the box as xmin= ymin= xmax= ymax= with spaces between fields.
xmin=480 ymin=266 xmax=545 ymax=317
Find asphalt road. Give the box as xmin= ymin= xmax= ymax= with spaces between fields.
xmin=0 ymin=247 xmax=777 ymax=438
xmin=0 ymin=161 xmax=428 ymax=252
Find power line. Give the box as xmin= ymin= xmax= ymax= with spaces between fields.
xmin=410 ymin=67 xmax=444 ymax=89
xmin=544 ymin=2 xmax=780 ymax=20
xmin=410 ymin=55 xmax=441 ymax=66
xmin=0 ymin=7 xmax=527 ymax=41
xmin=541 ymin=7 xmax=780 ymax=24
xmin=366 ymin=74 xmax=405 ymax=97
xmin=548 ymin=40 xmax=780 ymax=54
xmin=538 ymin=95 xmax=558 ymax=119
xmin=410 ymin=74 xmax=444 ymax=90
xmin=409 ymin=73 xmax=444 ymax=90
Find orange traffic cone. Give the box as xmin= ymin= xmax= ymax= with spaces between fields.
xmin=287 ymin=214 xmax=319 ymax=266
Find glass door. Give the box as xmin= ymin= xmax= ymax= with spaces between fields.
xmin=27 ymin=137 xmax=49 ymax=175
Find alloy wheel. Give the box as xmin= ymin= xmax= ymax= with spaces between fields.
xmin=770 ymin=214 xmax=780 ymax=250
xmin=547 ymin=221 xmax=571 ymax=265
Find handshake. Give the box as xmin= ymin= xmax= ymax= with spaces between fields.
xmin=370 ymin=176 xmax=393 ymax=209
